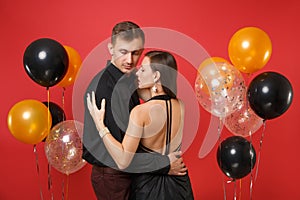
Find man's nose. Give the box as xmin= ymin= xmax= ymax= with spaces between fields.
xmin=125 ymin=52 xmax=133 ymax=63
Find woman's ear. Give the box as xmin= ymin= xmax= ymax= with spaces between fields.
xmin=108 ymin=43 xmax=113 ymax=56
xmin=153 ymin=71 xmax=161 ymax=82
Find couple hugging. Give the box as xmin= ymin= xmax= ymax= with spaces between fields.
xmin=82 ymin=21 xmax=194 ymax=200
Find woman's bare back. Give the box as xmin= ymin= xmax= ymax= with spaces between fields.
xmin=137 ymin=97 xmax=184 ymax=155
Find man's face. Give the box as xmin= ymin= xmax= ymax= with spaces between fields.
xmin=109 ymin=37 xmax=144 ymax=74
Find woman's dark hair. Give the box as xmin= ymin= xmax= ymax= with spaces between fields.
xmin=145 ymin=50 xmax=178 ymax=98
xmin=111 ymin=21 xmax=145 ymax=45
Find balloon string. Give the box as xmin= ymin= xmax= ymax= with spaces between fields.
xmin=62 ymin=175 xmax=70 ymax=200
xmin=255 ymin=120 xmax=266 ymax=181
xmin=61 ymin=88 xmax=67 ymax=200
xmin=48 ymin=164 xmax=54 ymax=200
xmin=233 ymin=179 xmax=237 ymax=200
xmin=62 ymin=87 xmax=66 ymax=120
xmin=47 ymin=87 xmax=51 ymax=134
xmin=249 ymin=129 xmax=254 ymax=200
xmin=33 ymin=145 xmax=44 ymax=200
xmin=46 ymin=87 xmax=54 ymax=200
xmin=239 ymin=179 xmax=242 ymax=200
xmin=65 ymin=175 xmax=69 ymax=200
xmin=217 ymin=117 xmax=227 ymax=200
xmin=249 ymin=132 xmax=254 ymax=200
xmin=62 ymin=176 xmax=65 ymax=200
xmin=222 ymin=177 xmax=227 ymax=200
xmin=250 ymin=172 xmax=253 ymax=200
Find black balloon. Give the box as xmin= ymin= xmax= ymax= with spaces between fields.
xmin=217 ymin=136 xmax=256 ymax=179
xmin=42 ymin=101 xmax=66 ymax=128
xmin=247 ymin=71 xmax=293 ymax=120
xmin=23 ymin=38 xmax=68 ymax=87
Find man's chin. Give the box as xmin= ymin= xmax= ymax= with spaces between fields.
xmin=123 ymin=68 xmax=135 ymax=74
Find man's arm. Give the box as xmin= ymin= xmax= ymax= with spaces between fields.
xmin=127 ymin=150 xmax=187 ymax=175
xmin=82 ymin=71 xmax=119 ymax=168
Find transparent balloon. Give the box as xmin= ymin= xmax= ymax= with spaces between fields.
xmin=195 ymin=61 xmax=246 ymax=118
xmin=225 ymin=100 xmax=264 ymax=137
xmin=45 ymin=120 xmax=86 ymax=175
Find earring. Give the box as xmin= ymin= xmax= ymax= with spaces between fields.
xmin=151 ymin=84 xmax=158 ymax=93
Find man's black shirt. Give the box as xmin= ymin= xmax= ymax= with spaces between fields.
xmin=82 ymin=62 xmax=170 ymax=173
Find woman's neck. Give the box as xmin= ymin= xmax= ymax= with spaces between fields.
xmin=150 ymin=85 xmax=166 ymax=98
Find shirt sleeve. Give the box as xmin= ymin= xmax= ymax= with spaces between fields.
xmin=82 ymin=71 xmax=118 ymax=168
xmin=126 ymin=151 xmax=171 ymax=174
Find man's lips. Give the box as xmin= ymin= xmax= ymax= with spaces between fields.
xmin=124 ymin=66 xmax=133 ymax=70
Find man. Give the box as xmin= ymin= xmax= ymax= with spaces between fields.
xmin=82 ymin=21 xmax=186 ymax=200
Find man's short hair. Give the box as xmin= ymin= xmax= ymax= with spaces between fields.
xmin=111 ymin=21 xmax=145 ymax=45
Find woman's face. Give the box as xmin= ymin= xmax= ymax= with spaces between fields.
xmin=136 ymin=56 xmax=155 ymax=89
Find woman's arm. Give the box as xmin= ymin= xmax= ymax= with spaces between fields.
xmin=87 ymin=91 xmax=143 ymax=169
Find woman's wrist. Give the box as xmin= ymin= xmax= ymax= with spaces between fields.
xmin=99 ymin=127 xmax=110 ymax=138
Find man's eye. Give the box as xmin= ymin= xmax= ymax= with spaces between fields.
xmin=132 ymin=50 xmax=143 ymax=56
xmin=120 ymin=50 xmax=128 ymax=55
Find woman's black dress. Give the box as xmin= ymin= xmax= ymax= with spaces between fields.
xmin=129 ymin=95 xmax=194 ymax=200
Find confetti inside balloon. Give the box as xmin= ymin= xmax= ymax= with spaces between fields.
xmin=225 ymin=101 xmax=263 ymax=137
xmin=195 ymin=61 xmax=246 ymax=118
xmin=45 ymin=120 xmax=86 ymax=175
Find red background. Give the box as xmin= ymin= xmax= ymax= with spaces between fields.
xmin=1 ymin=0 xmax=299 ymax=199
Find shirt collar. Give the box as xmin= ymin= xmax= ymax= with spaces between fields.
xmin=106 ymin=61 xmax=138 ymax=80
xmin=106 ymin=61 xmax=124 ymax=81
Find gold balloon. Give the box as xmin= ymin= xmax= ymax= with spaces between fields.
xmin=57 ymin=45 xmax=82 ymax=88
xmin=196 ymin=57 xmax=230 ymax=95
xmin=228 ymin=27 xmax=272 ymax=74
xmin=198 ymin=57 xmax=229 ymax=72
xmin=7 ymin=100 xmax=52 ymax=144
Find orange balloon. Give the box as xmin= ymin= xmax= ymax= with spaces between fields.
xmin=198 ymin=57 xmax=229 ymax=72
xmin=57 ymin=45 xmax=82 ymax=87
xmin=196 ymin=57 xmax=230 ymax=94
xmin=7 ymin=100 xmax=52 ymax=144
xmin=228 ymin=27 xmax=272 ymax=74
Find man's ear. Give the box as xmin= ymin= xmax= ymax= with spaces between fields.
xmin=108 ymin=43 xmax=113 ymax=55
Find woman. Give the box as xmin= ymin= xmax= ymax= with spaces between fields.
xmin=87 ymin=50 xmax=194 ymax=199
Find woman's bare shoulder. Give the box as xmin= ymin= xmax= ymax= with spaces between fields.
xmin=131 ymin=100 xmax=164 ymax=117
xmin=130 ymin=103 xmax=149 ymax=118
